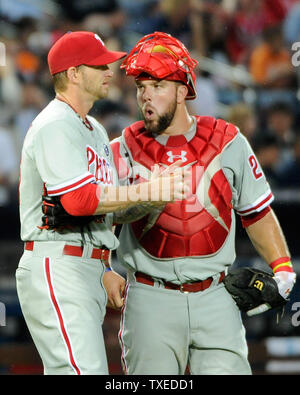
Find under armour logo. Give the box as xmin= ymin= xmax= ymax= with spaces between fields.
xmin=94 ymin=34 xmax=105 ymax=46
xmin=166 ymin=150 xmax=188 ymax=163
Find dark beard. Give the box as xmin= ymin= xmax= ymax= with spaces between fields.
xmin=143 ymin=101 xmax=177 ymax=135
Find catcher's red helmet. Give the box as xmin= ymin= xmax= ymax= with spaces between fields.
xmin=121 ymin=32 xmax=198 ymax=100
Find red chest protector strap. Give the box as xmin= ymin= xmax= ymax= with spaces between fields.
xmin=123 ymin=116 xmax=237 ymax=258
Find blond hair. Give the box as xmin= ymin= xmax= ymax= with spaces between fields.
xmin=52 ymin=70 xmax=68 ymax=92
xmin=52 ymin=65 xmax=84 ymax=93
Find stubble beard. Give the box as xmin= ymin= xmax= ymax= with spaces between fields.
xmin=143 ymin=98 xmax=177 ymax=135
xmin=89 ymin=84 xmax=109 ymax=101
xmin=83 ymin=74 xmax=109 ymax=101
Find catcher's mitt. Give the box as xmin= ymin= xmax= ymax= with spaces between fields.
xmin=41 ymin=195 xmax=104 ymax=230
xmin=223 ymin=267 xmax=287 ymax=316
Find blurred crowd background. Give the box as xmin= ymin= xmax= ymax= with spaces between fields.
xmin=1 ymin=0 xmax=300 ymax=375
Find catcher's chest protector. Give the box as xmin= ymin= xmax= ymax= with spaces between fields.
xmin=124 ymin=116 xmax=237 ymax=258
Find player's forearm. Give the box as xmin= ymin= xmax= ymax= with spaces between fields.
xmin=113 ymin=202 xmax=165 ymax=224
xmin=60 ymin=182 xmax=154 ymax=216
xmin=61 ymin=163 xmax=188 ymax=216
xmin=246 ymin=209 xmax=290 ymax=264
xmin=113 ymin=205 xmax=150 ymax=224
xmin=94 ymin=183 xmax=156 ymax=215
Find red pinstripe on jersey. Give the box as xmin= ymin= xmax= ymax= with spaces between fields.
xmin=44 ymin=257 xmax=81 ymax=375
xmin=118 ymin=283 xmax=130 ymax=375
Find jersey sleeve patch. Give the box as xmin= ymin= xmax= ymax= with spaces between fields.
xmin=46 ymin=172 xmax=96 ymax=196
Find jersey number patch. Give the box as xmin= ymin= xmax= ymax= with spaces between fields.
xmin=248 ymin=154 xmax=263 ymax=180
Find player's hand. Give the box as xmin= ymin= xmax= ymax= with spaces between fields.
xmin=148 ymin=160 xmax=191 ymax=204
xmin=274 ymin=271 xmax=296 ymax=299
xmin=102 ymin=270 xmax=126 ymax=310
xmin=246 ymin=271 xmax=296 ymax=317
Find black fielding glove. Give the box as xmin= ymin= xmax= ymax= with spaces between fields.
xmin=223 ymin=267 xmax=287 ymax=316
xmin=41 ymin=195 xmax=103 ymax=230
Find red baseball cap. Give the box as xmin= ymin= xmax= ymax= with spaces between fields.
xmin=48 ymin=31 xmax=127 ymax=75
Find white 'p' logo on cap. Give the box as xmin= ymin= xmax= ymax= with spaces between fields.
xmin=94 ymin=34 xmax=105 ymax=46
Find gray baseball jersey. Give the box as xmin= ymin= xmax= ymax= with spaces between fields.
xmin=19 ymin=98 xmax=119 ymax=249
xmin=17 ymin=98 xmax=119 ymax=374
xmin=112 ymin=116 xmax=273 ymax=282
xmin=112 ymin=116 xmax=272 ymax=375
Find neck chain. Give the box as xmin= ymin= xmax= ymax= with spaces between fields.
xmin=56 ymin=95 xmax=94 ymax=131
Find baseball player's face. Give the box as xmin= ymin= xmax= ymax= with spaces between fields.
xmin=79 ymin=65 xmax=114 ymax=100
xmin=136 ymin=79 xmax=178 ymax=135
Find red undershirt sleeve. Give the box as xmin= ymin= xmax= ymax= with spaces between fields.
xmin=60 ymin=183 xmax=100 ymax=216
xmin=240 ymin=205 xmax=271 ymax=228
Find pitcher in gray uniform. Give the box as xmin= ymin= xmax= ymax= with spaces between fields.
xmin=16 ymin=31 xmax=189 ymax=375
xmin=111 ymin=32 xmax=296 ymax=375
